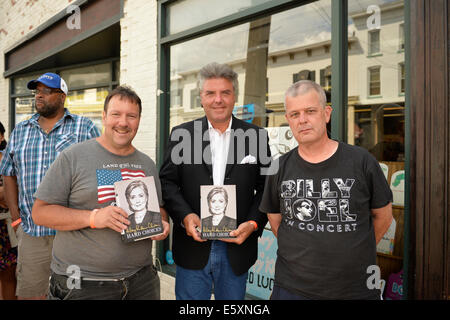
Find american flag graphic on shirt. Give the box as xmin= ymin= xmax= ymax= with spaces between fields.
xmin=96 ymin=168 xmax=146 ymax=203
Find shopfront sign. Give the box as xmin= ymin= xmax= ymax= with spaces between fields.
xmin=233 ymin=104 xmax=255 ymax=123
xmin=246 ymin=227 xmax=277 ymax=300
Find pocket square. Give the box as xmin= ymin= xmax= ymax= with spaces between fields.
xmin=240 ymin=155 xmax=257 ymax=164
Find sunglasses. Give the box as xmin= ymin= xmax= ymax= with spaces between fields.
xmin=32 ymin=88 xmax=64 ymax=95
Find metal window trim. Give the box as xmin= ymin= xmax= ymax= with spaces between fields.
xmin=402 ymin=0 xmax=411 ymax=300
xmin=160 ymin=0 xmax=313 ymax=45
xmin=331 ymin=0 xmax=347 ymax=141
xmin=155 ymin=2 xmax=411 ymax=298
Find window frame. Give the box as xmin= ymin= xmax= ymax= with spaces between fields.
xmin=368 ymin=65 xmax=381 ymax=97
xmin=399 ymin=62 xmax=405 ymax=95
xmin=399 ymin=23 xmax=405 ymax=51
xmin=156 ymin=0 xmax=411 ymax=298
xmin=156 ymin=0 xmax=349 ymax=277
xmin=368 ymin=29 xmax=381 ymax=56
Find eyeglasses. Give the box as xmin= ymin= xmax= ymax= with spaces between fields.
xmin=32 ymin=88 xmax=63 ymax=95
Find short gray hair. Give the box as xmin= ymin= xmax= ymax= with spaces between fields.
xmin=197 ymin=62 xmax=238 ymax=94
xmin=284 ymin=80 xmax=327 ymax=109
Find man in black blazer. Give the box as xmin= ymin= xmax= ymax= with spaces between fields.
xmin=159 ymin=62 xmax=271 ymax=300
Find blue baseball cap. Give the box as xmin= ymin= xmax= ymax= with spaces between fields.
xmin=27 ymin=72 xmax=68 ymax=94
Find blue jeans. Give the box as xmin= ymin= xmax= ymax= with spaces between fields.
xmin=175 ymin=240 xmax=248 ymax=300
xmin=47 ymin=264 xmax=160 ymax=300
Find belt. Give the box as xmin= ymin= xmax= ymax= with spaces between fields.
xmin=53 ymin=264 xmax=153 ymax=283
xmin=82 ymin=276 xmax=128 ymax=282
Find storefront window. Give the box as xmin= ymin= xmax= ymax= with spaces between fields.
xmin=12 ymin=74 xmax=39 ymax=123
xmin=11 ymin=61 xmax=117 ymax=130
xmin=348 ymin=0 xmax=405 ymax=288
xmin=14 ymin=96 xmax=35 ymax=124
xmin=167 ymin=0 xmax=332 ymax=299
xmin=65 ymin=87 xmax=109 ymax=129
xmin=166 ymin=0 xmax=274 ymax=35
xmin=60 ymin=63 xmax=111 ymax=89
xmin=169 ymin=0 xmax=332 ymax=131
xmin=160 ymin=0 xmax=410 ymax=300
xmin=348 ymin=0 xmax=405 ymax=160
xmin=13 ymin=74 xmax=40 ymax=95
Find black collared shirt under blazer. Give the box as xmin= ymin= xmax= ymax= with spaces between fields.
xmin=159 ymin=115 xmax=270 ymax=276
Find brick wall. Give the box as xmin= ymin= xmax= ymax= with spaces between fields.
xmin=0 ymin=0 xmax=71 ymax=137
xmin=120 ymin=0 xmax=159 ymax=161
xmin=159 ymin=271 xmax=176 ymax=300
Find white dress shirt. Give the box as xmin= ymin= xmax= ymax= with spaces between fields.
xmin=208 ymin=117 xmax=232 ymax=186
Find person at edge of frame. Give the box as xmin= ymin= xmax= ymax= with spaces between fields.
xmin=0 ymin=73 xmax=101 ymax=300
xmin=259 ymin=80 xmax=393 ymax=300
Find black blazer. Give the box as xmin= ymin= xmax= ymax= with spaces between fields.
xmin=159 ymin=115 xmax=270 ymax=275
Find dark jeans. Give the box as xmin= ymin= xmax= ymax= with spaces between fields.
xmin=47 ymin=264 xmax=160 ymax=300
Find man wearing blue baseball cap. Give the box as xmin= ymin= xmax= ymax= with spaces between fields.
xmin=27 ymin=72 xmax=68 ymax=94
xmin=0 ymin=72 xmax=101 ymax=299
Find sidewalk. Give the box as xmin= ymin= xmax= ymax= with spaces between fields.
xmin=159 ymin=271 xmax=176 ymax=300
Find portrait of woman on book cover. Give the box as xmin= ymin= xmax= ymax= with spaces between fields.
xmin=201 ymin=186 xmax=236 ymax=235
xmin=125 ymin=179 xmax=161 ymax=231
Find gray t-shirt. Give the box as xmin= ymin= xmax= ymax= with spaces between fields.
xmin=259 ymin=142 xmax=392 ymax=299
xmin=34 ymin=139 xmax=164 ymax=279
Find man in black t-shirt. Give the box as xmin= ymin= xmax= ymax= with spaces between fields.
xmin=259 ymin=80 xmax=393 ymax=300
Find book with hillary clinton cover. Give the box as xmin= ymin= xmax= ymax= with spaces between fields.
xmin=200 ymin=185 xmax=236 ymax=239
xmin=96 ymin=169 xmax=162 ymax=242
xmin=114 ymin=177 xmax=163 ymax=243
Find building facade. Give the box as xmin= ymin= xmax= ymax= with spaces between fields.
xmin=0 ymin=0 xmax=448 ymax=300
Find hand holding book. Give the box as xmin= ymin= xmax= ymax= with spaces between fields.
xmin=89 ymin=205 xmax=130 ymax=233
xmin=183 ymin=213 xmax=206 ymax=242
xmin=149 ymin=216 xmax=170 ymax=241
xmin=219 ymin=221 xmax=256 ymax=245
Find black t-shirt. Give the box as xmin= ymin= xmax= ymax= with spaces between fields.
xmin=259 ymin=141 xmax=392 ymax=299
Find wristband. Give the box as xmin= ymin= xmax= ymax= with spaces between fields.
xmin=248 ymin=220 xmax=258 ymax=231
xmin=11 ymin=218 xmax=22 ymax=228
xmin=90 ymin=209 xmax=99 ymax=229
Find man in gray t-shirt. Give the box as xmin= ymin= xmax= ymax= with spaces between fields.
xmin=32 ymin=86 xmax=169 ymax=300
